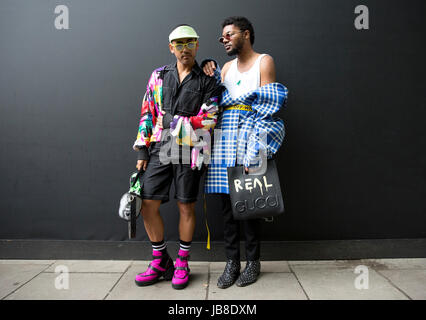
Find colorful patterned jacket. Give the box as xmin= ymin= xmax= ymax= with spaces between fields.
xmin=133 ymin=65 xmax=221 ymax=169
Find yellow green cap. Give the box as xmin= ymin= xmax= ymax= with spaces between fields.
xmin=169 ymin=25 xmax=199 ymax=43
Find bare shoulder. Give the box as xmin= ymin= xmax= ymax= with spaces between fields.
xmin=259 ymin=54 xmax=276 ymax=85
xmin=260 ymin=54 xmax=275 ymax=71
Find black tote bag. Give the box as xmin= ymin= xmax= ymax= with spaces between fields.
xmin=227 ymin=159 xmax=285 ymax=220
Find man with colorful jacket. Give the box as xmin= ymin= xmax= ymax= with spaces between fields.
xmin=133 ymin=24 xmax=223 ymax=290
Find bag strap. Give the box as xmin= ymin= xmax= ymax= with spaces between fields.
xmin=131 ymin=169 xmax=144 ymax=187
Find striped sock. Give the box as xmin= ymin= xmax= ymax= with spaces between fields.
xmin=179 ymin=239 xmax=192 ymax=253
xmin=151 ymin=240 xmax=167 ymax=254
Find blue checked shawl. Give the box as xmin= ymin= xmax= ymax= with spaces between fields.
xmin=204 ymin=82 xmax=288 ymax=194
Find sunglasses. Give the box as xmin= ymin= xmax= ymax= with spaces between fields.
xmin=171 ymin=41 xmax=197 ymax=51
xmin=218 ymin=30 xmax=244 ymax=44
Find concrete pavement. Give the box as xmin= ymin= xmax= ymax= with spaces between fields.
xmin=1 ymin=259 xmax=425 ymax=300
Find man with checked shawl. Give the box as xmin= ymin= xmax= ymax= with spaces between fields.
xmin=202 ymin=16 xmax=288 ymax=288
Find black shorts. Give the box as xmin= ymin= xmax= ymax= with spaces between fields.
xmin=140 ymin=142 xmax=205 ymax=204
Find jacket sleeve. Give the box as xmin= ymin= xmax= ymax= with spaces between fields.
xmin=132 ymin=71 xmax=158 ymax=156
xmin=243 ymin=84 xmax=288 ymax=168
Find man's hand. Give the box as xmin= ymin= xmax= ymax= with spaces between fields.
xmin=202 ymin=61 xmax=216 ymax=77
xmin=136 ymin=160 xmax=148 ymax=171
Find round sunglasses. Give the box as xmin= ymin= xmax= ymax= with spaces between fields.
xmin=218 ymin=30 xmax=245 ymax=44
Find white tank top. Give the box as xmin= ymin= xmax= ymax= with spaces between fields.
xmin=223 ymin=54 xmax=267 ymax=100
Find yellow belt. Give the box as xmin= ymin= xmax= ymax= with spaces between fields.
xmin=224 ymin=104 xmax=253 ymax=112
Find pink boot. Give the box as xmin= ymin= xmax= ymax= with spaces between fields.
xmin=172 ymin=250 xmax=190 ymax=290
xmin=135 ymin=250 xmax=174 ymax=286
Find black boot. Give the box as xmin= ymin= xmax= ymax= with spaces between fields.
xmin=236 ymin=260 xmax=261 ymax=287
xmin=217 ymin=260 xmax=241 ymax=289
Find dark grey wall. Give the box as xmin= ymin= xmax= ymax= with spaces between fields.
xmin=1 ymin=0 xmax=425 ymax=243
